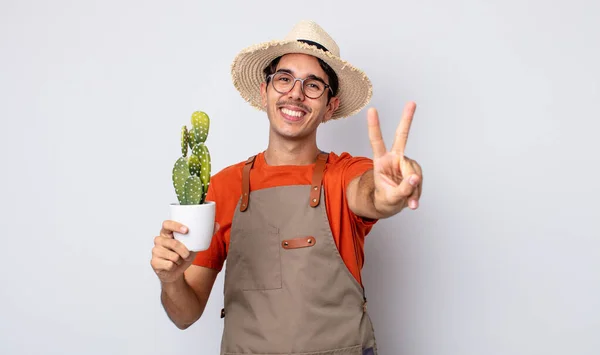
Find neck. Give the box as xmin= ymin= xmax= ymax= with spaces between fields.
xmin=264 ymin=135 xmax=321 ymax=166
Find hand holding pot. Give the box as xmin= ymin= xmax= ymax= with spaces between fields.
xmin=151 ymin=220 xmax=219 ymax=283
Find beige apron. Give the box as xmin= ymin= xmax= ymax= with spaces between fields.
xmin=220 ymin=153 xmax=378 ymax=355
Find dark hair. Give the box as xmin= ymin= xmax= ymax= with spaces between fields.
xmin=263 ymin=55 xmax=339 ymax=103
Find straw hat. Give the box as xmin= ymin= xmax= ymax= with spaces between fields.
xmin=231 ymin=20 xmax=372 ymax=120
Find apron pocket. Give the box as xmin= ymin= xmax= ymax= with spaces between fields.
xmin=239 ymin=227 xmax=282 ymax=291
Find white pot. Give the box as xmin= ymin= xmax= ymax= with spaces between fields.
xmin=169 ymin=201 xmax=216 ymax=252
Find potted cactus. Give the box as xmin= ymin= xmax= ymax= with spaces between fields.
xmin=169 ymin=111 xmax=216 ymax=252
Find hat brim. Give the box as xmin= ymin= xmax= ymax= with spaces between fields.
xmin=231 ymin=40 xmax=372 ymax=120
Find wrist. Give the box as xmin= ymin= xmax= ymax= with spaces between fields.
xmin=161 ymin=275 xmax=186 ymax=293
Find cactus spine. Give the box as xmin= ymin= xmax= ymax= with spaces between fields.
xmin=172 ymin=111 xmax=212 ymax=205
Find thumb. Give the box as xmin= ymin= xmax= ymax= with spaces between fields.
xmin=214 ymin=222 xmax=220 ymax=234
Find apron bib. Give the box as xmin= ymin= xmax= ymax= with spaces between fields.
xmin=220 ymin=153 xmax=378 ymax=355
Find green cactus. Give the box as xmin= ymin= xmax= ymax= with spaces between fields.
xmin=188 ymin=154 xmax=201 ymax=177
xmin=172 ymin=157 xmax=190 ymax=204
xmin=172 ymin=111 xmax=212 ymax=205
xmin=181 ymin=126 xmax=188 ymax=156
xmin=184 ymin=175 xmax=203 ymax=204
xmin=190 ymin=111 xmax=210 ymax=147
xmin=193 ymin=143 xmax=211 ymax=196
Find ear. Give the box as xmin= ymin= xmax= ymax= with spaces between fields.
xmin=260 ymin=82 xmax=267 ymax=107
xmin=322 ymin=96 xmax=340 ymax=123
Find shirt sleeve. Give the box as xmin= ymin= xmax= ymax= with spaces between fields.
xmin=191 ymin=178 xmax=227 ymax=271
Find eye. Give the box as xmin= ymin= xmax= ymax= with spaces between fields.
xmin=305 ymin=80 xmax=323 ymax=90
xmin=274 ymin=73 xmax=292 ymax=82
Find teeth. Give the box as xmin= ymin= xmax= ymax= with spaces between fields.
xmin=281 ymin=108 xmax=304 ymax=118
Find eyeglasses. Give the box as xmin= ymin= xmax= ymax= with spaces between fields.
xmin=267 ymin=71 xmax=333 ymax=99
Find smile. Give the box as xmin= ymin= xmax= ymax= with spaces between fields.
xmin=280 ymin=107 xmax=307 ymax=121
xmin=281 ymin=108 xmax=306 ymax=117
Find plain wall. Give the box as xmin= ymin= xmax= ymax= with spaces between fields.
xmin=1 ymin=0 xmax=598 ymax=354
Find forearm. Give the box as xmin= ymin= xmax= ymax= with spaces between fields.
xmin=160 ymin=276 xmax=204 ymax=329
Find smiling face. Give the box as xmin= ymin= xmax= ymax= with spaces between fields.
xmin=260 ymin=53 xmax=340 ymax=141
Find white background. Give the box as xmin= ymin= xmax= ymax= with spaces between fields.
xmin=1 ymin=0 xmax=599 ymax=354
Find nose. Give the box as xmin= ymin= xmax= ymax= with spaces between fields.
xmin=287 ymin=79 xmax=305 ymax=101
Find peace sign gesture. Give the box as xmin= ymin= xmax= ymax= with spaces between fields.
xmin=367 ymin=102 xmax=423 ymax=213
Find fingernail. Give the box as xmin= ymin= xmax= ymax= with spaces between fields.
xmin=180 ymin=226 xmax=187 ymax=233
xmin=410 ymin=200 xmax=418 ymax=209
xmin=409 ymin=175 xmax=417 ymax=186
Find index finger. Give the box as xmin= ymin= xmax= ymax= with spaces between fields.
xmin=161 ymin=220 xmax=188 ymax=235
xmin=391 ymin=102 xmax=417 ymax=155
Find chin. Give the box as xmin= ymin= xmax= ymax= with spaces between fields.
xmin=272 ymin=126 xmax=302 ymax=139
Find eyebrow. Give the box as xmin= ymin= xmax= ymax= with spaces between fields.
xmin=275 ymin=68 xmax=328 ymax=85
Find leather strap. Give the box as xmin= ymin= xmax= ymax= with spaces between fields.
xmin=240 ymin=155 xmax=256 ymax=212
xmin=282 ymin=236 xmax=316 ymax=249
xmin=310 ymin=153 xmax=328 ymax=207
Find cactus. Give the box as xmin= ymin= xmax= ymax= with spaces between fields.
xmin=193 ymin=143 xmax=211 ymax=196
xmin=181 ymin=126 xmax=189 ymax=156
xmin=190 ymin=111 xmax=209 ymax=147
xmin=172 ymin=111 xmax=212 ymax=205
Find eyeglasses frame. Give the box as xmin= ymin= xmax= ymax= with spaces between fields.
xmin=266 ymin=71 xmax=334 ymax=99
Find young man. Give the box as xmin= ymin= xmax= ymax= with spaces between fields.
xmin=151 ymin=20 xmax=423 ymax=355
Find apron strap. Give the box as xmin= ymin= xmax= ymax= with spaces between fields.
xmin=240 ymin=155 xmax=256 ymax=212
xmin=309 ymin=153 xmax=329 ymax=207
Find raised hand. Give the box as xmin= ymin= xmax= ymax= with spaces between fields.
xmin=367 ymin=102 xmax=423 ymax=213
